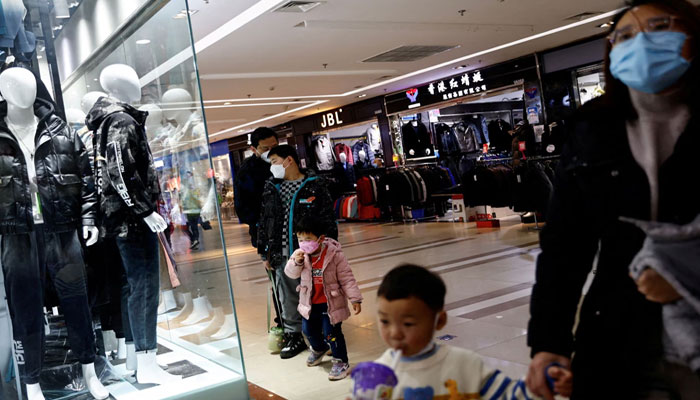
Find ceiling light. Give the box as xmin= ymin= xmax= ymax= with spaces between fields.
xmin=136 ymin=39 xmax=151 ymax=45
xmin=357 ymin=94 xmax=367 ymax=98
xmin=37 ymin=55 xmax=43 ymax=59
xmin=454 ymin=64 xmax=468 ymax=70
xmin=224 ymin=102 xmax=232 ymax=105
xmin=93 ymin=78 xmax=98 ymax=81
xmin=598 ymin=22 xmax=613 ymax=28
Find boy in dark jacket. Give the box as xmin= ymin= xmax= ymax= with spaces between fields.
xmin=258 ymin=145 xmax=338 ymax=359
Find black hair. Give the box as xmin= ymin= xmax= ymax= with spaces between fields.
xmin=251 ymin=127 xmax=278 ymax=148
xmin=603 ymin=0 xmax=700 ymax=119
xmin=268 ymin=144 xmax=300 ymax=166
xmin=377 ymin=264 xmax=446 ymax=312
xmin=294 ymin=215 xmax=326 ymax=237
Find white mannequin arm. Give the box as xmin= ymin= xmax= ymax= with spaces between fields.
xmin=83 ymin=226 xmax=99 ymax=246
xmin=143 ymin=212 xmax=168 ymax=233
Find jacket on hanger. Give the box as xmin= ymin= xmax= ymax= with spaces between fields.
xmin=313 ymin=136 xmax=335 ymax=171
xmin=333 ymin=143 xmax=354 ymax=165
xmin=366 ymin=125 xmax=382 ymax=153
xmin=352 ymin=140 xmax=375 ymax=169
xmin=0 ymin=98 xmax=96 ymax=234
xmin=487 ymin=119 xmax=513 ymax=152
xmin=86 ymin=96 xmax=160 ymax=238
xmin=401 ymin=122 xmax=433 ymax=158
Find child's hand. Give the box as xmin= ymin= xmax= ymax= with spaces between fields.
xmin=352 ymin=302 xmax=362 ymax=315
xmin=293 ymin=250 xmax=305 ymax=264
xmin=546 ymin=365 xmax=573 ymax=397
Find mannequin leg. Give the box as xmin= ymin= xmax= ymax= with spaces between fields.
xmin=26 ymin=383 xmax=45 ymax=400
xmin=1 ymin=234 xmax=47 ymax=389
xmin=116 ymin=231 xmax=180 ymax=383
xmin=117 ymin=337 xmax=127 ymax=359
xmin=81 ymin=363 xmax=109 ymax=399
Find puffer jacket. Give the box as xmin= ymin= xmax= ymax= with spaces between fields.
xmin=0 ymin=97 xmax=96 ymax=234
xmin=352 ymin=140 xmax=375 ymax=169
xmin=257 ymin=169 xmax=338 ymax=266
xmin=85 ymin=97 xmax=160 ymax=237
xmin=284 ymin=238 xmax=362 ymax=325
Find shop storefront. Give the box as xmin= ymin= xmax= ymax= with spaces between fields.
xmin=0 ymin=1 xmax=248 ymax=399
xmin=384 ymin=55 xmax=558 ymax=224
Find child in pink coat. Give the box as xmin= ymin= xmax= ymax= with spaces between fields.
xmin=285 ymin=216 xmax=363 ymax=381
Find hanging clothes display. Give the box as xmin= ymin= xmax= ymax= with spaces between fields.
xmin=313 ymin=136 xmax=335 ymax=171
xmin=487 ymin=119 xmax=513 ymax=153
xmin=333 ymin=143 xmax=354 ymax=165
xmin=401 ymin=121 xmax=433 ymax=158
xmin=366 ymin=124 xmax=382 ymax=153
xmin=352 ymin=140 xmax=375 ymax=169
xmin=0 ymin=0 xmax=36 ymax=62
xmin=332 ymin=161 xmax=356 ymax=192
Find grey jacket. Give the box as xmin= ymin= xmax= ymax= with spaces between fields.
xmin=625 ymin=215 xmax=700 ymax=372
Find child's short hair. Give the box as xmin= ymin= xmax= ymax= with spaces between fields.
xmin=377 ymin=264 xmax=446 ymax=312
xmin=294 ymin=215 xmax=325 ymax=237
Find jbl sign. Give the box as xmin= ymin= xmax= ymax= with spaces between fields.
xmin=320 ymin=109 xmax=344 ymax=128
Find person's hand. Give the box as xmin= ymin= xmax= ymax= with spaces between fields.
xmin=83 ymin=226 xmax=99 ymax=247
xmin=546 ymin=364 xmax=573 ymax=397
xmin=294 ymin=250 xmax=305 ymax=265
xmin=352 ymin=303 xmax=362 ymax=315
xmin=526 ymin=352 xmax=571 ymax=400
xmin=633 ymin=269 xmax=682 ymax=304
xmin=263 ymin=260 xmax=272 ymax=271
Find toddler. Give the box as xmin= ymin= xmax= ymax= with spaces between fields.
xmin=285 ymin=216 xmax=363 ymax=381
xmin=373 ymin=264 xmax=572 ymax=399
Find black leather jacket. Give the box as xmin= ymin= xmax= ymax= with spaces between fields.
xmin=0 ymin=98 xmax=96 ymax=234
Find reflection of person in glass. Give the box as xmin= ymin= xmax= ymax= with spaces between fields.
xmin=0 ymin=67 xmax=108 ymax=400
xmin=527 ymin=1 xmax=700 ymax=398
xmin=181 ymin=170 xmax=203 ymax=250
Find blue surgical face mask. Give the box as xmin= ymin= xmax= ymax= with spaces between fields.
xmin=610 ymin=31 xmax=691 ymax=94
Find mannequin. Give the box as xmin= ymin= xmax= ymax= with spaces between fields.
xmin=366 ymin=123 xmax=381 ymax=153
xmin=161 ymin=88 xmax=205 ymax=145
xmin=0 ymin=68 xmax=107 ymax=399
xmin=86 ymin=64 xmax=180 ymax=384
xmin=139 ymin=103 xmax=169 ymax=153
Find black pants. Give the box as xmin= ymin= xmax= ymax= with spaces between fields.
xmin=1 ymin=228 xmax=95 ymax=384
xmin=185 ymin=213 xmax=200 ymax=243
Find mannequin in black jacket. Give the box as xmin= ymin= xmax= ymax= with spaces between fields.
xmin=0 ymin=67 xmax=107 ymax=400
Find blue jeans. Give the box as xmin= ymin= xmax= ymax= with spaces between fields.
xmin=117 ymin=231 xmax=160 ymax=352
xmin=302 ymin=303 xmax=348 ymax=363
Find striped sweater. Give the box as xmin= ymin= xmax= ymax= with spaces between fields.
xmin=375 ymin=345 xmax=536 ymax=400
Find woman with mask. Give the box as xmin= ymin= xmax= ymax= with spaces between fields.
xmin=526 ymin=1 xmax=700 ymax=399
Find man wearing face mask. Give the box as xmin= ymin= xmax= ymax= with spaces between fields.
xmin=258 ymin=145 xmax=338 ymax=359
xmin=234 ymin=127 xmax=279 ymax=247
xmin=527 ymin=1 xmax=700 ymax=399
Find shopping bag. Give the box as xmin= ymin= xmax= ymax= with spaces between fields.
xmin=266 ymin=269 xmax=286 ymax=353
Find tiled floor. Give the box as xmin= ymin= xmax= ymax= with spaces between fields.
xmin=208 ymin=216 xmax=544 ymax=400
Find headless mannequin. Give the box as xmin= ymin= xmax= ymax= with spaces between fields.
xmin=161 ymin=88 xmax=205 ymax=144
xmin=0 ymin=68 xmax=107 ymax=399
xmin=99 ymin=64 xmax=178 ymax=384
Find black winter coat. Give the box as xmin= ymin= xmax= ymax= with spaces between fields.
xmin=85 ymin=97 xmax=160 ymax=237
xmin=257 ymin=170 xmax=338 ymax=266
xmin=234 ymin=155 xmax=272 ymax=246
xmin=0 ymin=98 xmax=96 ymax=234
xmin=528 ymin=98 xmax=700 ymax=397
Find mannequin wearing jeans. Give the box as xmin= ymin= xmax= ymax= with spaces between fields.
xmin=0 ymin=67 xmax=108 ymax=400
xmin=85 ymin=64 xmax=180 ymax=385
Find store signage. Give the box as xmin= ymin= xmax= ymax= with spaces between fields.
xmin=320 ymin=108 xmax=344 ymax=128
xmin=384 ymin=56 xmax=538 ymax=114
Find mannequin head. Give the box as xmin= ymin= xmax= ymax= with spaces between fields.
xmin=0 ymin=67 xmax=37 ymax=109
xmin=100 ymin=64 xmax=141 ymax=103
xmin=139 ymin=104 xmax=164 ymax=132
xmin=339 ymin=153 xmax=347 ymax=163
xmin=358 ymin=149 xmax=367 ymax=162
xmin=161 ymin=88 xmax=193 ymax=124
xmin=81 ymin=91 xmax=107 ymax=114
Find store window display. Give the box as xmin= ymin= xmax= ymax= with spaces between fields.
xmin=0 ymin=67 xmax=108 ymax=400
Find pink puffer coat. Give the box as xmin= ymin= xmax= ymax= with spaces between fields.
xmin=285 ymin=238 xmax=363 ymax=325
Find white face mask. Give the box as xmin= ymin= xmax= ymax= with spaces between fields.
xmin=270 ymin=163 xmax=286 ymax=179
xmin=260 ymin=150 xmax=271 ymax=163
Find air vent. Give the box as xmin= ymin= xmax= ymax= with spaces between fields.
xmin=273 ymin=1 xmax=323 ymax=13
xmin=564 ymin=11 xmax=602 ymax=21
xmin=363 ymin=45 xmax=459 ymax=63
xmin=376 ymin=75 xmax=394 ymax=80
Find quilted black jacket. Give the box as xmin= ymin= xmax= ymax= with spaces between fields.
xmin=0 ymin=98 xmax=96 ymax=234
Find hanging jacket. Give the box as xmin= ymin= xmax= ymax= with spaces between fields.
xmin=487 ymin=119 xmax=513 ymax=152
xmin=257 ymin=169 xmax=338 ymax=267
xmin=352 ymin=140 xmax=375 ymax=169
xmin=434 ymin=123 xmax=460 ymax=155
xmin=401 ymin=122 xmax=433 ymax=158
xmin=284 ymin=238 xmax=363 ymax=325
xmin=313 ymin=136 xmax=335 ymax=171
xmin=85 ymin=96 xmax=160 ymax=237
xmin=333 ymin=143 xmax=354 ymax=165
xmin=0 ymin=97 xmax=96 ymax=234
xmin=452 ymin=122 xmax=479 ymax=153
